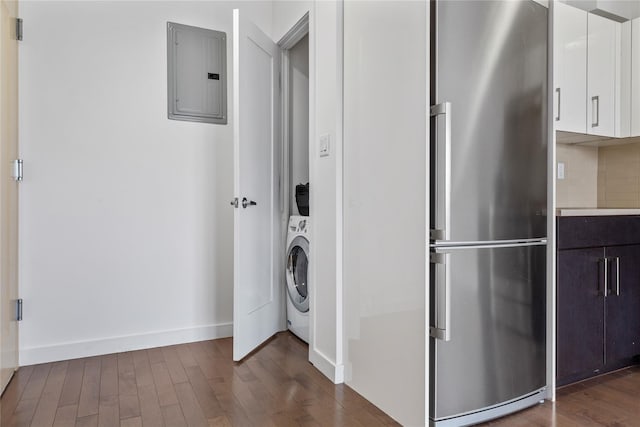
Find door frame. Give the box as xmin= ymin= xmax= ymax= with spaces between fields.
xmin=277 ymin=13 xmax=311 ymax=340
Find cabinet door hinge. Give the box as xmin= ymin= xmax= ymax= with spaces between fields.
xmin=15 ymin=299 xmax=23 ymax=321
xmin=12 ymin=159 xmax=23 ymax=182
xmin=15 ymin=18 xmax=23 ymax=41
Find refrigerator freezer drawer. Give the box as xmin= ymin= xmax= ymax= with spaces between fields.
xmin=429 ymin=244 xmax=546 ymax=422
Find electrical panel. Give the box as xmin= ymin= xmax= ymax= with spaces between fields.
xmin=167 ymin=22 xmax=227 ymax=124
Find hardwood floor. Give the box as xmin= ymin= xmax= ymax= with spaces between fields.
xmin=6 ymin=335 xmax=640 ymax=427
xmin=0 ymin=333 xmax=400 ymax=427
xmin=481 ymin=366 xmax=640 ymax=426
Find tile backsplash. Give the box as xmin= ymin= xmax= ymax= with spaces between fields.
xmin=556 ymin=144 xmax=598 ymax=208
xmin=599 ymin=143 xmax=640 ymax=208
xmin=556 ymin=139 xmax=640 ymax=209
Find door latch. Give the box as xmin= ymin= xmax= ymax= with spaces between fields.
xmin=230 ymin=197 xmax=238 ymax=208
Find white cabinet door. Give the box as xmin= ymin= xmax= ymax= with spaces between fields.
xmin=631 ymin=18 xmax=640 ymax=136
xmin=554 ymin=2 xmax=587 ymax=134
xmin=587 ymin=13 xmax=617 ymax=137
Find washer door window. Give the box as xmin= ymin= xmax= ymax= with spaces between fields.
xmin=286 ymin=236 xmax=309 ymax=313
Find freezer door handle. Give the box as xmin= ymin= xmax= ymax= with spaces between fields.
xmin=430 ymin=252 xmax=451 ymax=341
xmin=430 ymin=102 xmax=451 ymax=241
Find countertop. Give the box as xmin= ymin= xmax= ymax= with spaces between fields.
xmin=556 ymin=208 xmax=640 ymax=217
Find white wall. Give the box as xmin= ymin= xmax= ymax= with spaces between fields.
xmin=343 ymin=1 xmax=427 ymax=425
xmin=18 ymin=0 xmax=272 ymax=365
xmin=289 ymin=34 xmax=309 ymax=215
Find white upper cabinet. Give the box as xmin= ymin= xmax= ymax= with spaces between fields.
xmin=554 ymin=2 xmax=632 ymax=141
xmin=587 ymin=13 xmax=617 ymax=137
xmin=554 ymin=2 xmax=587 ymax=134
xmin=631 ymin=18 xmax=640 ymax=136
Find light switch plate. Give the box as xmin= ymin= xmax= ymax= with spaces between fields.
xmin=319 ymin=134 xmax=330 ymax=158
xmin=557 ymin=162 xmax=565 ymax=180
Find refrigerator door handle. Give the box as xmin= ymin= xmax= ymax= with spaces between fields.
xmin=430 ymin=102 xmax=451 ymax=242
xmin=430 ymin=252 xmax=451 ymax=341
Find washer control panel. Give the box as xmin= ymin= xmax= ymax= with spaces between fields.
xmin=288 ymin=216 xmax=309 ymax=235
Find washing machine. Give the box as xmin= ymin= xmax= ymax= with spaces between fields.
xmin=285 ymin=215 xmax=310 ymax=343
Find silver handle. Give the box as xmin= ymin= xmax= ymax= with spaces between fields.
xmin=241 ymin=197 xmax=257 ymax=208
xmin=230 ymin=198 xmax=238 ymax=208
xmin=615 ymin=256 xmax=620 ymax=296
xmin=430 ymin=102 xmax=451 ymax=241
xmin=556 ymin=88 xmax=561 ymax=122
xmin=430 ymin=252 xmax=451 ymax=341
xmin=592 ymin=96 xmax=599 ymax=128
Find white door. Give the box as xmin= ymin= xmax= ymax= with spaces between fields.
xmin=0 ymin=0 xmax=20 ymax=393
xmin=232 ymin=9 xmax=282 ymax=361
xmin=554 ymin=1 xmax=587 ymax=134
xmin=588 ymin=12 xmax=617 ymax=137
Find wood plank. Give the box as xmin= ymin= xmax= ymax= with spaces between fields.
xmin=77 ymin=357 xmax=101 ymax=417
xmin=173 ymin=381 xmax=208 ymax=427
xmin=161 ymin=403 xmax=187 ymax=427
xmin=21 ymin=363 xmax=52 ymax=401
xmin=52 ymin=404 xmax=77 ymax=427
xmin=97 ymin=394 xmax=119 ymax=427
xmin=161 ymin=346 xmax=188 ymax=385
xmin=99 ymin=354 xmax=117 ymax=398
xmin=59 ymin=359 xmax=85 ymax=407
xmin=30 ymin=361 xmax=69 ymax=427
xmin=117 ymin=352 xmax=137 ymax=396
xmin=137 ymin=383 xmax=164 ymax=427
xmin=0 ymin=364 xmax=35 ymax=425
xmin=175 ymin=344 xmax=198 ymax=369
xmin=120 ymin=416 xmax=143 ymax=427
xmin=132 ymin=350 xmax=154 ymax=388
xmin=183 ymin=365 xmax=223 ymax=418
xmin=74 ymin=414 xmax=98 ymax=427
xmin=150 ymin=362 xmax=179 ymax=407
xmin=119 ymin=394 xmax=141 ymax=420
xmin=146 ymin=348 xmax=165 ymax=365
xmin=5 ymin=398 xmax=39 ymax=427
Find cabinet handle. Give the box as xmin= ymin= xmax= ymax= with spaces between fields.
xmin=556 ymin=88 xmax=561 ymax=122
xmin=592 ymin=96 xmax=599 ymax=128
xmin=615 ymin=256 xmax=620 ymax=296
xmin=601 ymin=257 xmax=609 ymax=297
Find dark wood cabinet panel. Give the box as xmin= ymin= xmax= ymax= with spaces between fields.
xmin=557 ymin=247 xmax=605 ymax=385
xmin=604 ymin=245 xmax=640 ymax=363
xmin=557 ymin=217 xmax=640 ymax=386
xmin=557 ymin=216 xmax=640 ymax=250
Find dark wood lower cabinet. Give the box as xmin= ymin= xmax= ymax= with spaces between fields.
xmin=604 ymin=244 xmax=640 ymax=364
xmin=557 ymin=242 xmax=640 ymax=386
xmin=557 ymin=247 xmax=605 ymax=385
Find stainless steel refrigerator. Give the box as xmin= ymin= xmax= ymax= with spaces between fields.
xmin=429 ymin=1 xmax=548 ymax=426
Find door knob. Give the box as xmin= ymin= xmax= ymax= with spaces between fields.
xmin=242 ymin=197 xmax=257 ymax=208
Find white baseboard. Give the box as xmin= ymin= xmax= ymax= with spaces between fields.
xmin=310 ymin=347 xmax=344 ymax=384
xmin=19 ymin=322 xmax=233 ymax=366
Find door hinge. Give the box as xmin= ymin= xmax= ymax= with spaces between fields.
xmin=15 ymin=18 xmax=23 ymax=41
xmin=12 ymin=159 xmax=23 ymax=182
xmin=15 ymin=299 xmax=23 ymax=321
